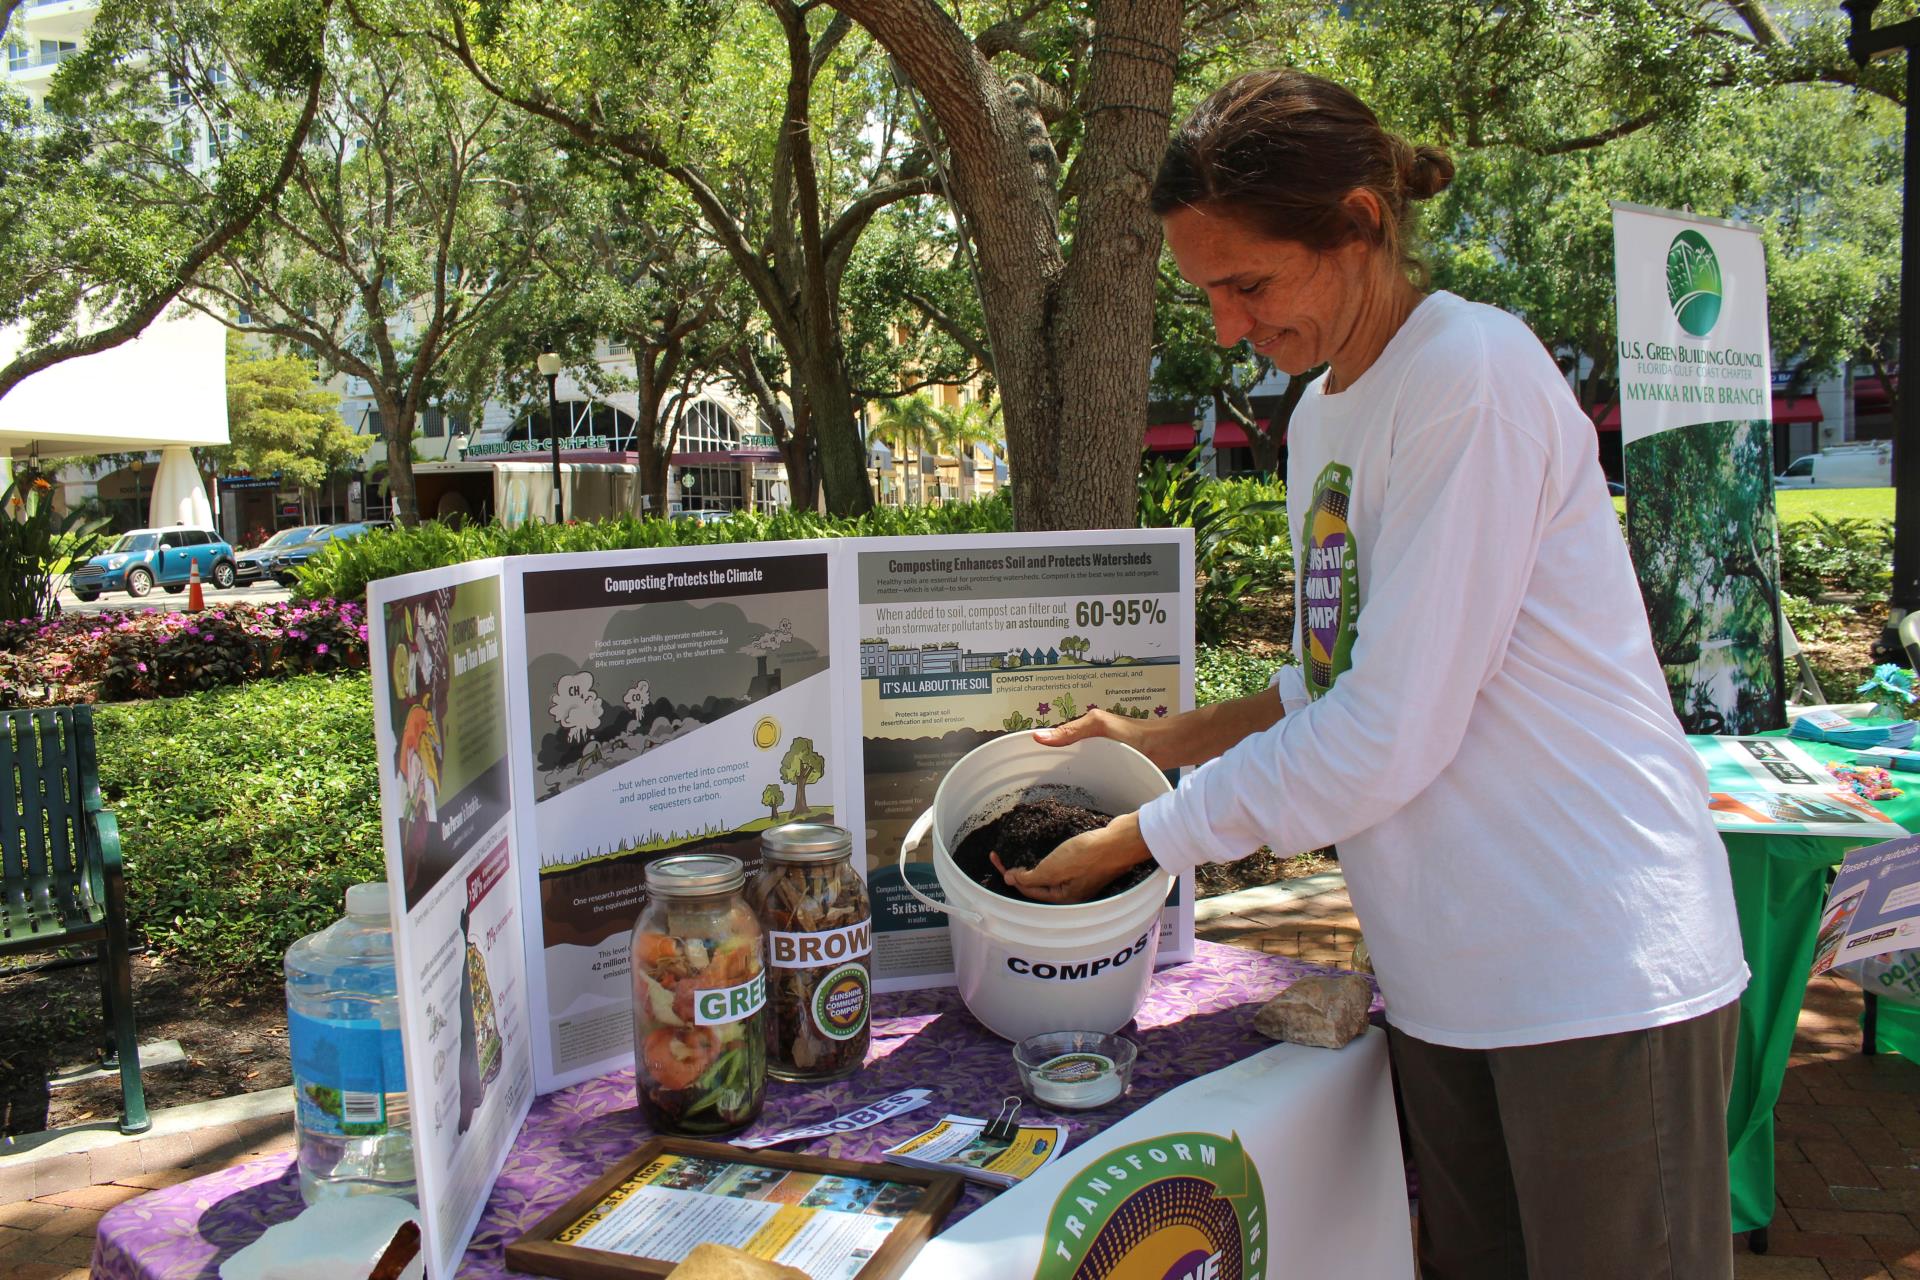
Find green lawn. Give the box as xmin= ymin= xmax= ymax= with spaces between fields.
xmin=1611 ymin=487 xmax=1893 ymax=523
xmin=1775 ymin=488 xmax=1895 ymax=522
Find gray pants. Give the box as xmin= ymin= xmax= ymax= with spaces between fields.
xmin=1388 ymin=999 xmax=1740 ymax=1280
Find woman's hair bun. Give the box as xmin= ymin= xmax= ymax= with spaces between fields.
xmin=1406 ymin=144 xmax=1455 ymax=200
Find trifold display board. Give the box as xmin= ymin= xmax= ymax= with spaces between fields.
xmin=367 ymin=530 xmax=1196 ymax=1277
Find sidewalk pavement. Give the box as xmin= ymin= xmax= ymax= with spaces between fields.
xmin=0 ymin=1091 xmax=294 ymax=1278
xmin=6 ymin=871 xmax=1920 ymax=1280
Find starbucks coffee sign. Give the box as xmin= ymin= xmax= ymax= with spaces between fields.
xmin=1610 ymin=204 xmax=1772 ymax=445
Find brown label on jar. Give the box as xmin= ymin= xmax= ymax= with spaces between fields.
xmin=769 ymin=919 xmax=872 ymax=969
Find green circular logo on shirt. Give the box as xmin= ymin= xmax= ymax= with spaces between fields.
xmin=1666 ymin=229 xmax=1723 ymax=337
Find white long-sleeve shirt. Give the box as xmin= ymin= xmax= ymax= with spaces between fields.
xmin=1140 ymin=292 xmax=1748 ymax=1049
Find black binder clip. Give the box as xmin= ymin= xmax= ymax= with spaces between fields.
xmin=984 ymin=1096 xmax=1022 ymax=1142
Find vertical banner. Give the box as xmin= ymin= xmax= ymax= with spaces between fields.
xmin=846 ymin=530 xmax=1197 ymax=991
xmin=1613 ymin=203 xmax=1784 ymax=733
xmin=505 ymin=543 xmax=839 ymax=1092
xmin=369 ymin=559 xmax=535 ymax=1280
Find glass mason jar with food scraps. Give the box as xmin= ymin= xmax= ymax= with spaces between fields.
xmin=751 ymin=823 xmax=872 ymax=1082
xmin=631 ymin=854 xmax=767 ymax=1135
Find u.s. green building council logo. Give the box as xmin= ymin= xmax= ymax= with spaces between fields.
xmin=1034 ymin=1131 xmax=1267 ymax=1280
xmin=1666 ymin=229 xmax=1723 ymax=337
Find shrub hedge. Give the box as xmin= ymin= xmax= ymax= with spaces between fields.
xmin=95 ymin=673 xmax=385 ymax=982
xmin=296 ymin=495 xmax=1020 ymax=602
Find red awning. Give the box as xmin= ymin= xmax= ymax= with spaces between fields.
xmin=1774 ymin=394 xmax=1823 ymax=425
xmin=1210 ymin=419 xmax=1277 ymax=450
xmin=1857 ymin=375 xmax=1896 ymax=412
xmin=1212 ymin=422 xmax=1248 ymax=448
xmin=1144 ymin=423 xmax=1195 ymax=451
xmin=1588 ymin=392 xmax=1822 ymax=431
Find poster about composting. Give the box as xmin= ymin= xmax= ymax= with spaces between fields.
xmin=369 ymin=560 xmax=535 ymax=1280
xmin=1813 ymin=835 xmax=1920 ymax=975
xmin=846 ymin=530 xmax=1196 ymax=989
xmin=1613 ymin=203 xmax=1784 ymax=735
xmin=507 ymin=543 xmax=838 ymax=1091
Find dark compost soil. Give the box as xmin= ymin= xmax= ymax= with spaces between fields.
xmin=951 ymin=796 xmax=1158 ymax=901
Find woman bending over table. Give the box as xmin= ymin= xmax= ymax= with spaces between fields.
xmin=997 ymin=69 xmax=1748 ymax=1280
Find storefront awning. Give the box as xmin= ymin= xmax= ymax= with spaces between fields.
xmin=1143 ymin=423 xmax=1195 ymax=451
xmin=1589 ymin=392 xmax=1823 ymax=431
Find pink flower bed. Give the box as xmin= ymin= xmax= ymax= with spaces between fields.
xmin=0 ymin=600 xmax=369 ymax=705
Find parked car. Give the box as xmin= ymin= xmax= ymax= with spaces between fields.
xmin=1776 ymin=443 xmax=1892 ymax=489
xmin=69 ymin=527 xmax=236 ymax=601
xmin=266 ymin=521 xmax=388 ymax=584
xmin=233 ymin=525 xmax=328 ymax=586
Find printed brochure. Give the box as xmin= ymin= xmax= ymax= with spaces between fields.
xmin=881 ymin=1113 xmax=1069 ymax=1188
xmin=1813 ymin=834 xmax=1920 ymax=975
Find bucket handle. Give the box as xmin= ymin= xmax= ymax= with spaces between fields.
xmin=897 ymin=807 xmax=985 ymax=928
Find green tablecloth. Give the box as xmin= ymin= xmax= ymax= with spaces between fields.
xmin=1723 ymin=736 xmax=1920 ymax=1233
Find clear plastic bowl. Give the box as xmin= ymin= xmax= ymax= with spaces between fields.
xmin=1013 ymin=1031 xmax=1137 ymax=1111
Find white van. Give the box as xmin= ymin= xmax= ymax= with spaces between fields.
xmin=1776 ymin=443 xmax=1892 ymax=489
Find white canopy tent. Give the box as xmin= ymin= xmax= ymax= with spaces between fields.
xmin=0 ymin=309 xmax=227 ymax=527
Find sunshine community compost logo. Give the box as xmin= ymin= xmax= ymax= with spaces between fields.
xmin=1666 ymin=229 xmax=1724 ymax=337
xmin=1033 ymin=1131 xmax=1267 ymax=1280
xmin=1302 ymin=461 xmax=1358 ymax=701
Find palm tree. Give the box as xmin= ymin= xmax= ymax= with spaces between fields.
xmin=869 ymin=392 xmax=944 ymax=506
xmin=937 ymin=397 xmax=1005 ymax=503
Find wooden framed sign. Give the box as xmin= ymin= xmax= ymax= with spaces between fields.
xmin=503 ymin=1138 xmax=962 ymax=1280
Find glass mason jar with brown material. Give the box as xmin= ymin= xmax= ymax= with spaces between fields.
xmin=631 ymin=854 xmax=767 ymax=1135
xmin=751 ymin=823 xmax=872 ymax=1082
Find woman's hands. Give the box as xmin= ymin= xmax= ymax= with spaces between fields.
xmin=992 ymin=813 xmax=1154 ymax=904
xmin=1033 ymin=708 xmax=1181 ymax=769
xmin=1033 ymin=686 xmax=1285 ymax=772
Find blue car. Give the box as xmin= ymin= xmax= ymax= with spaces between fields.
xmin=69 ymin=526 xmax=237 ymax=601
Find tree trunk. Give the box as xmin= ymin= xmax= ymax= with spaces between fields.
xmin=829 ymin=0 xmax=1180 ymax=531
xmin=793 ymin=344 xmax=871 ymax=516
xmin=377 ymin=391 xmax=420 ymax=526
xmin=634 ymin=341 xmax=676 ymax=517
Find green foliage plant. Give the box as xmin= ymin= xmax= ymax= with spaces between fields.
xmin=0 ymin=476 xmax=111 ymax=621
xmin=295 ymin=492 xmax=1019 ymax=601
xmin=93 ymin=673 xmax=384 ymax=983
xmin=1137 ymin=450 xmax=1283 ymax=642
xmin=1777 ymin=514 xmax=1892 ymax=600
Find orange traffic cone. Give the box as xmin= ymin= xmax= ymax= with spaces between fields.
xmin=186 ymin=560 xmax=204 ymax=612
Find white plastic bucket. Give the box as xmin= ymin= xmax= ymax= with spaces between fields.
xmin=897 ymin=733 xmax=1174 ymax=1042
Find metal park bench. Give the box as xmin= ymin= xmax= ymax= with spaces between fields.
xmin=2 ymin=706 xmax=150 ymax=1133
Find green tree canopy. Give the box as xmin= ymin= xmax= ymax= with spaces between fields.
xmin=0 ymin=0 xmax=326 ymax=402
xmin=211 ymin=333 xmax=355 ymax=494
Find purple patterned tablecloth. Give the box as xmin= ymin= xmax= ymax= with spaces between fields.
xmin=94 ymin=941 xmax=1375 ymax=1279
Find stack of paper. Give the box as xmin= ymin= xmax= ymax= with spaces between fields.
xmin=1789 ymin=710 xmax=1918 ymax=750
xmin=881 ymin=1114 xmax=1068 ymax=1189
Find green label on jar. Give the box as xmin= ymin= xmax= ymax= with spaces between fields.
xmin=811 ymin=963 xmax=870 ymax=1041
xmin=694 ymin=970 xmax=767 ymax=1026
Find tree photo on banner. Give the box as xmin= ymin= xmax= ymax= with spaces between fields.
xmin=1613 ymin=205 xmax=1783 ymax=735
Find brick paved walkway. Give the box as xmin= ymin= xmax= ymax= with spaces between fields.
xmin=8 ymin=877 xmax=1920 ymax=1279
xmin=0 ymin=1109 xmax=292 ymax=1277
